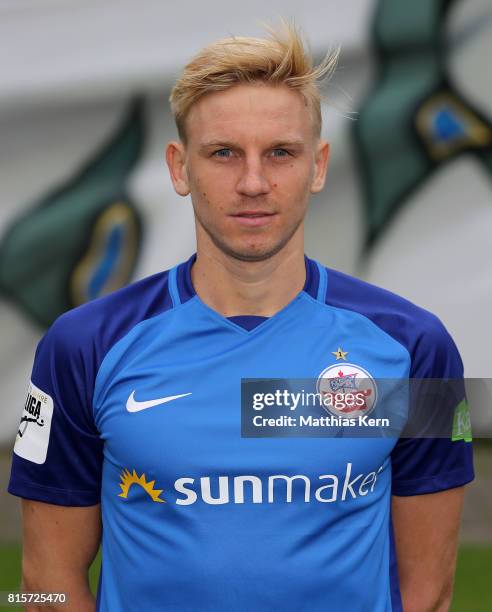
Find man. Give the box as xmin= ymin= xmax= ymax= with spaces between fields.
xmin=9 ymin=22 xmax=473 ymax=612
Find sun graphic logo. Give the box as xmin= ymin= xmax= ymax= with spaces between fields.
xmin=118 ymin=469 xmax=165 ymax=503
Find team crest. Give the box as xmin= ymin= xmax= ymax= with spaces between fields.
xmin=316 ymin=363 xmax=378 ymax=419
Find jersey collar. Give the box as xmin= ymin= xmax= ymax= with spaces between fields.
xmin=174 ymin=252 xmax=324 ymax=305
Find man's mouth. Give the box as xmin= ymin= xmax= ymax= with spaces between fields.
xmin=231 ymin=210 xmax=277 ymax=227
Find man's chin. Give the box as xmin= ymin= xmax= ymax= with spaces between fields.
xmin=217 ymin=240 xmax=289 ymax=263
xmin=202 ymin=219 xmax=304 ymax=263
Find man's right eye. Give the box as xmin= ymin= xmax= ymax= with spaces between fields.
xmin=212 ymin=149 xmax=232 ymax=158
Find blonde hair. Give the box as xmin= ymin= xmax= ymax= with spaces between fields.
xmin=169 ymin=20 xmax=339 ymax=143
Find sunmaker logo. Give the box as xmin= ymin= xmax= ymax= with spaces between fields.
xmin=118 ymin=469 xmax=165 ymax=502
xmin=118 ymin=463 xmax=385 ymax=506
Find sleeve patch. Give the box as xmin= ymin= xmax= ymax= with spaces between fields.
xmin=452 ymin=399 xmax=472 ymax=442
xmin=14 ymin=381 xmax=54 ymax=464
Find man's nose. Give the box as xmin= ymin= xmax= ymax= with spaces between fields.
xmin=236 ymin=157 xmax=271 ymax=197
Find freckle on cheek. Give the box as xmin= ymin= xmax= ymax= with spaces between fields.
xmin=273 ymin=183 xmax=277 ymax=188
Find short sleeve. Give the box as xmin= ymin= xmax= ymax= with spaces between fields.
xmin=391 ymin=314 xmax=474 ymax=496
xmin=8 ymin=313 xmax=103 ymax=506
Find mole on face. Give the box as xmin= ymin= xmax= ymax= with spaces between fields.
xmin=273 ymin=183 xmax=277 ymax=188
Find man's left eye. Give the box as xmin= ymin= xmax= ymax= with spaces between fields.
xmin=271 ymin=149 xmax=290 ymax=158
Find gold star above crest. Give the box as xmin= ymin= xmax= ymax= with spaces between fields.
xmin=332 ymin=347 xmax=348 ymax=361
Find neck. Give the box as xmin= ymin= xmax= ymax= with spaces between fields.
xmin=191 ymin=238 xmax=306 ymax=318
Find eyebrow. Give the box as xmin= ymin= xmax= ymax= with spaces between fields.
xmin=198 ymin=139 xmax=306 ymax=151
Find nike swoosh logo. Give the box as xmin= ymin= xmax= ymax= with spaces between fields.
xmin=126 ymin=390 xmax=192 ymax=412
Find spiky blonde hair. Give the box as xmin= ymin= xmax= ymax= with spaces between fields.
xmin=169 ymin=20 xmax=339 ymax=143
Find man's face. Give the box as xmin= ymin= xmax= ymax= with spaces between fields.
xmin=168 ymin=82 xmax=329 ymax=262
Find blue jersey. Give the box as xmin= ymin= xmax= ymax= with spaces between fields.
xmin=9 ymin=254 xmax=473 ymax=612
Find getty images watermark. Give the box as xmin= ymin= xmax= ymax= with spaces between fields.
xmin=240 ymin=378 xmax=488 ymax=439
xmin=250 ymin=388 xmax=386 ymax=428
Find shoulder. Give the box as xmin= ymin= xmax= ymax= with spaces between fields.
xmin=324 ymin=266 xmax=462 ymax=376
xmin=38 ymin=270 xmax=173 ymax=364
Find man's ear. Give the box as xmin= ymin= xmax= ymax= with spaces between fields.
xmin=165 ymin=141 xmax=190 ymax=196
xmin=310 ymin=139 xmax=330 ymax=194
